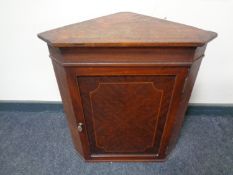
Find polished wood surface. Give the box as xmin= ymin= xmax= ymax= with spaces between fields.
xmin=78 ymin=75 xmax=174 ymax=155
xmin=65 ymin=66 xmax=188 ymax=161
xmin=38 ymin=12 xmax=217 ymax=162
xmin=38 ymin=12 xmax=217 ymax=47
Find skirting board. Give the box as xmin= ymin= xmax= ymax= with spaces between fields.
xmin=0 ymin=101 xmax=232 ymax=116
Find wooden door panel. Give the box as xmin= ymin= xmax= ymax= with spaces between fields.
xmin=91 ymin=82 xmax=162 ymax=153
xmin=77 ymin=75 xmax=175 ymax=155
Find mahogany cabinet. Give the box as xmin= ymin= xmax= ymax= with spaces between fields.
xmin=38 ymin=12 xmax=217 ymax=162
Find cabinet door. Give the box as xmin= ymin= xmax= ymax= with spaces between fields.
xmin=78 ymin=75 xmax=175 ymax=154
xmin=66 ymin=67 xmax=188 ymax=161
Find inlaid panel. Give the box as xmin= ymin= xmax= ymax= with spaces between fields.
xmin=77 ymin=76 xmax=175 ymax=155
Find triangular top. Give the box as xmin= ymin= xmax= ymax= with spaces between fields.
xmin=38 ymin=12 xmax=217 ymax=47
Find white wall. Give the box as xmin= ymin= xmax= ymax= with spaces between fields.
xmin=0 ymin=0 xmax=232 ymax=103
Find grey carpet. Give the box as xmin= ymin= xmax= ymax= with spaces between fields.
xmin=0 ymin=111 xmax=232 ymax=175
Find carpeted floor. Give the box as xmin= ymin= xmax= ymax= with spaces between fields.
xmin=0 ymin=110 xmax=232 ymax=175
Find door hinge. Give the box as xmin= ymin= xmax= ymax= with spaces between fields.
xmin=182 ymin=77 xmax=188 ymax=94
xmin=182 ymin=70 xmax=190 ymax=94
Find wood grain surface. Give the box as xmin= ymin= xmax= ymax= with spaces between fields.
xmin=38 ymin=12 xmax=217 ymax=47
xmin=38 ymin=12 xmax=217 ymax=161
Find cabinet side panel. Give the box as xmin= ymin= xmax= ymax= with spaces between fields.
xmin=51 ymin=60 xmax=84 ymax=157
xmin=166 ymin=58 xmax=203 ymax=155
